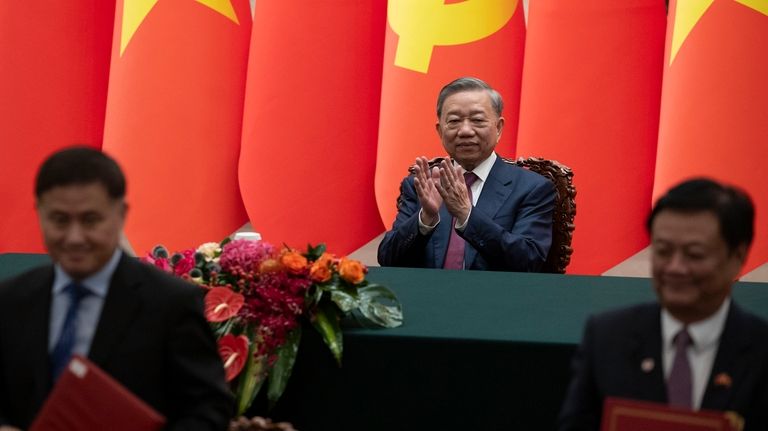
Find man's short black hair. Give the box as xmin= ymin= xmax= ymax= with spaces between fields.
xmin=35 ymin=146 xmax=126 ymax=199
xmin=647 ymin=177 xmax=754 ymax=252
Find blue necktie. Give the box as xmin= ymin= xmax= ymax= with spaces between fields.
xmin=50 ymin=282 xmax=89 ymax=381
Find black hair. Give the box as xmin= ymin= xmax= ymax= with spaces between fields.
xmin=35 ymin=146 xmax=126 ymax=199
xmin=647 ymin=177 xmax=754 ymax=251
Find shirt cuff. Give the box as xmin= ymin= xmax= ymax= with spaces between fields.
xmin=418 ymin=209 xmax=439 ymax=235
xmin=454 ymin=207 xmax=472 ymax=231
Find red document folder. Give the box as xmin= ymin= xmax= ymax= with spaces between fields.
xmin=29 ymin=355 xmax=166 ymax=431
xmin=601 ymin=397 xmax=740 ymax=431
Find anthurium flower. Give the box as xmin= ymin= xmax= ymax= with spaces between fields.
xmin=339 ymin=257 xmax=366 ymax=284
xmin=204 ymin=287 xmax=245 ymax=322
xmin=218 ymin=334 xmax=249 ymax=382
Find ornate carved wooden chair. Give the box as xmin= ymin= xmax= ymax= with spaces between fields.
xmin=405 ymin=156 xmax=576 ymax=273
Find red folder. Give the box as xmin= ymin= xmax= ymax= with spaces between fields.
xmin=30 ymin=355 xmax=166 ymax=431
xmin=601 ymin=397 xmax=740 ymax=431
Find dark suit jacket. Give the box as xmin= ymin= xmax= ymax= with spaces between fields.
xmin=0 ymin=253 xmax=233 ymax=430
xmin=378 ymin=155 xmax=555 ymax=271
xmin=558 ymin=302 xmax=768 ymax=431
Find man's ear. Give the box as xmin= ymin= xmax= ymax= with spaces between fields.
xmin=732 ymin=243 xmax=748 ymax=265
xmin=496 ymin=117 xmax=505 ymax=141
xmin=435 ymin=121 xmax=442 ymax=138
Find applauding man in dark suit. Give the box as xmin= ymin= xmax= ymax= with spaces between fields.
xmin=378 ymin=77 xmax=555 ymax=272
xmin=558 ymin=178 xmax=768 ymax=430
xmin=0 ymin=147 xmax=233 ymax=430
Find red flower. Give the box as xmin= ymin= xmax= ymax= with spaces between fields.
xmin=172 ymin=249 xmax=196 ymax=276
xmin=204 ymin=287 xmax=245 ymax=322
xmin=218 ymin=334 xmax=249 ymax=382
xmin=141 ymin=253 xmax=171 ymax=272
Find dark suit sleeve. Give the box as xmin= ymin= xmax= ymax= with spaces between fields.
xmin=463 ymin=176 xmax=554 ymax=271
xmin=377 ymin=176 xmax=433 ymax=267
xmin=165 ymin=287 xmax=234 ymax=431
xmin=558 ymin=315 xmax=602 ymax=431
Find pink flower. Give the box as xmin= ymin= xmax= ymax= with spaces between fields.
xmin=172 ymin=249 xmax=196 ymax=276
xmin=141 ymin=253 xmax=171 ymax=272
xmin=219 ymin=239 xmax=275 ymax=273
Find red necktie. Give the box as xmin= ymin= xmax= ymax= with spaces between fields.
xmin=667 ymin=328 xmax=693 ymax=408
xmin=443 ymin=172 xmax=478 ymax=270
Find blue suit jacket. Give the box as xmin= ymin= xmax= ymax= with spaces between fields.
xmin=558 ymin=302 xmax=768 ymax=431
xmin=378 ymin=155 xmax=555 ymax=271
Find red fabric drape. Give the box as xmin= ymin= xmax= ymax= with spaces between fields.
xmin=654 ymin=0 xmax=768 ymax=274
xmin=516 ymin=0 xmax=666 ymax=274
xmin=0 ymin=1 xmax=114 ymax=252
xmin=238 ymin=0 xmax=387 ymax=254
xmin=102 ymin=0 xmax=251 ymax=253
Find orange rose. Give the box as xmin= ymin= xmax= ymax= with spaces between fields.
xmin=309 ymin=262 xmax=332 ymax=282
xmin=259 ymin=258 xmax=281 ymax=274
xmin=280 ymin=250 xmax=308 ymax=274
xmin=309 ymin=254 xmax=334 ymax=282
xmin=338 ymin=257 xmax=366 ymax=284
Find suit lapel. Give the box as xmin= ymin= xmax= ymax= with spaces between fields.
xmin=701 ymin=304 xmax=750 ymax=410
xmin=88 ymin=255 xmax=143 ymax=366
xmin=465 ymin=157 xmax=514 ymax=268
xmin=22 ymin=268 xmax=56 ymax=399
xmin=628 ymin=305 xmax=667 ymax=402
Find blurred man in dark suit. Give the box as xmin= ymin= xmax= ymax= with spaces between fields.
xmin=378 ymin=77 xmax=555 ymax=271
xmin=0 ymin=147 xmax=233 ymax=430
xmin=559 ymin=178 xmax=768 ymax=431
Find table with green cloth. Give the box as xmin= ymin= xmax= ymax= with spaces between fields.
xmin=2 ymin=254 xmax=767 ymax=430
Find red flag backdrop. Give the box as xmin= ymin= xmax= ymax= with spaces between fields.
xmin=0 ymin=1 xmax=114 ymax=252
xmin=516 ymin=0 xmax=666 ymax=274
xmin=654 ymin=0 xmax=768 ymax=274
xmin=238 ymin=0 xmax=387 ymax=254
xmin=375 ymin=0 xmax=526 ymax=228
xmin=103 ymin=0 xmax=252 ymax=253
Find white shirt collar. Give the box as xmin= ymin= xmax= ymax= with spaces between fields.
xmin=53 ymin=249 xmax=123 ymax=298
xmin=453 ymin=152 xmax=496 ymax=182
xmin=661 ymin=298 xmax=730 ymax=352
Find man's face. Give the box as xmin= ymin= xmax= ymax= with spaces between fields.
xmin=37 ymin=182 xmax=126 ymax=280
xmin=436 ymin=90 xmax=504 ymax=171
xmin=650 ymin=210 xmax=746 ymax=323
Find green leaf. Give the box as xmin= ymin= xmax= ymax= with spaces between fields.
xmin=330 ymin=289 xmax=359 ymax=313
xmin=266 ymin=327 xmax=302 ymax=408
xmin=311 ymin=301 xmax=343 ymax=366
xmin=304 ymin=243 xmax=327 ymax=261
xmin=305 ymin=283 xmax=324 ymax=309
xmin=355 ymin=284 xmax=404 ymax=328
xmin=235 ymin=344 xmax=267 ymax=416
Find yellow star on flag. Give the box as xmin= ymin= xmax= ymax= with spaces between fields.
xmin=120 ymin=0 xmax=240 ymax=55
xmin=670 ymin=0 xmax=768 ymax=65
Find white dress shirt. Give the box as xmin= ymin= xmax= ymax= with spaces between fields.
xmin=49 ymin=249 xmax=122 ymax=356
xmin=661 ymin=298 xmax=730 ymax=410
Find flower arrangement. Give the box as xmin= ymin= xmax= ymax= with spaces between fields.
xmin=143 ymin=238 xmax=403 ymax=415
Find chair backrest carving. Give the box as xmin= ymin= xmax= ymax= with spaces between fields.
xmin=404 ymin=156 xmax=576 ymax=273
